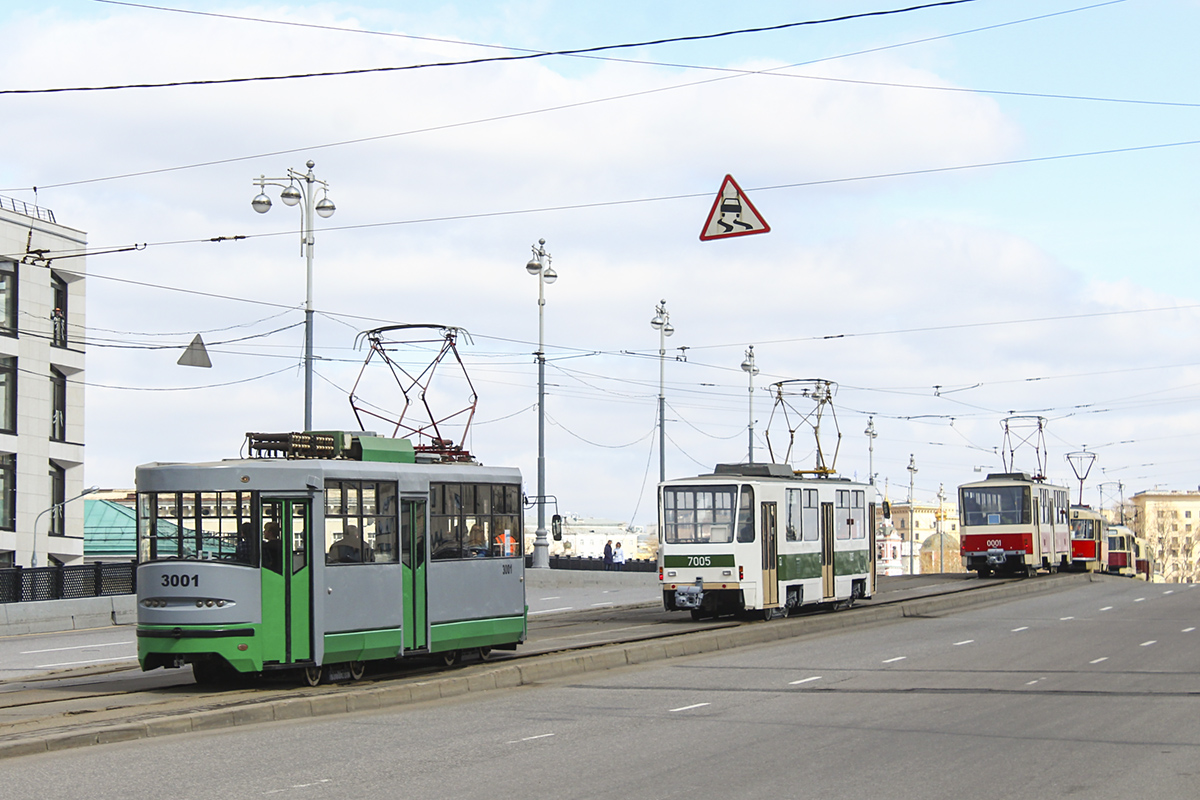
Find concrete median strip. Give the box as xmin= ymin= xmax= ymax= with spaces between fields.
xmin=0 ymin=573 xmax=1087 ymax=760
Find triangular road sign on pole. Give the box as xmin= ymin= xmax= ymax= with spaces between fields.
xmin=699 ymin=174 xmax=771 ymax=241
xmin=178 ymin=334 xmax=212 ymax=368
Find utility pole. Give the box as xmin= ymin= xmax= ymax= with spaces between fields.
xmin=907 ymin=455 xmax=918 ymax=575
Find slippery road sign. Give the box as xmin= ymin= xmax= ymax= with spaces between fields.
xmin=699 ymin=175 xmax=770 ymax=241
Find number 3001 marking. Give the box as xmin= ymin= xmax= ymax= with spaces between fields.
xmin=161 ymin=574 xmax=199 ymax=588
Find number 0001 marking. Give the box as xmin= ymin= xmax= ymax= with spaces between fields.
xmin=986 ymin=539 xmax=1003 ymax=548
xmin=686 ymin=556 xmax=712 ymax=567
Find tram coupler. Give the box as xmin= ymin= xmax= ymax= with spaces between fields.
xmin=674 ymin=578 xmax=705 ymax=610
xmin=986 ymin=548 xmax=1006 ymax=567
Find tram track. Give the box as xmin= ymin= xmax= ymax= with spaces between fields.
xmin=0 ymin=572 xmax=1089 ymax=759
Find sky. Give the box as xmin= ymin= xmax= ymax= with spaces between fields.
xmin=1 ymin=0 xmax=1198 ymax=526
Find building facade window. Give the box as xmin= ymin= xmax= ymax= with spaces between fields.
xmin=0 ymin=356 xmax=14 ymax=435
xmin=50 ymin=366 xmax=66 ymax=442
xmin=0 ymin=260 xmax=16 ymax=337
xmin=51 ymin=272 xmax=68 ymax=348
xmin=49 ymin=461 xmax=66 ymax=536
xmin=0 ymin=453 xmax=15 ymax=531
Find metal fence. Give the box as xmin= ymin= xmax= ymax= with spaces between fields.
xmin=0 ymin=563 xmax=136 ymax=604
xmin=525 ymin=555 xmax=656 ymax=572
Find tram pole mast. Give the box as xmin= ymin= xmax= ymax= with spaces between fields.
xmin=741 ymin=346 xmax=758 ymax=464
xmin=251 ymin=161 xmax=336 ymax=431
xmin=650 ymin=301 xmax=674 ymax=483
xmin=907 ymin=454 xmax=918 ymax=575
xmin=526 ymin=240 xmax=557 ymax=569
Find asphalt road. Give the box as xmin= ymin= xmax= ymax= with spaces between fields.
xmin=3 ymin=577 xmax=1195 ymax=799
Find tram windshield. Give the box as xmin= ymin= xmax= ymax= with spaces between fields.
xmin=662 ymin=485 xmax=737 ymax=544
xmin=959 ymin=485 xmax=1031 ymax=526
xmin=1070 ymin=518 xmax=1099 ymax=540
xmin=138 ymin=491 xmax=258 ymax=565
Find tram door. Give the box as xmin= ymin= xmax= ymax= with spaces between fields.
xmin=820 ymin=502 xmax=836 ymax=599
xmin=761 ymin=502 xmax=779 ymax=608
xmin=401 ymin=497 xmax=428 ymax=651
xmin=260 ymin=498 xmax=312 ymax=664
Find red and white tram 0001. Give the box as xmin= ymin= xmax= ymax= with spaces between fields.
xmin=958 ymin=472 xmax=1070 ymax=577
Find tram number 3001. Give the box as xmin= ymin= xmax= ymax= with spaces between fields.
xmin=161 ymin=574 xmax=200 ymax=588
xmin=686 ymin=556 xmax=713 ymax=567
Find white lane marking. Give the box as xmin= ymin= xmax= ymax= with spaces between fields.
xmin=1025 ymin=679 xmax=1041 ymax=686
xmin=1090 ymin=657 xmax=1108 ymax=664
xmin=882 ymin=656 xmax=907 ymax=664
xmin=1060 ymin=616 xmax=1075 ymax=621
xmin=528 ymin=607 xmax=574 ymax=615
xmin=590 ymin=602 xmax=614 ymax=607
xmin=1012 ymin=626 xmax=1029 ymax=632
xmin=1100 ymin=606 xmax=1113 ymax=611
xmin=1134 ymin=597 xmax=1145 ymax=602
xmin=507 ymin=733 xmax=556 ymax=744
xmin=953 ymin=640 xmax=974 ymax=646
xmin=539 ymin=596 xmax=561 ymax=600
xmin=264 ymin=779 xmax=331 ymax=795
xmin=35 ymin=655 xmax=137 ymax=669
xmin=1183 ymin=627 xmax=1196 ymax=633
xmin=1140 ymin=640 xmax=1157 ymax=647
xmin=21 ymin=641 xmax=133 ymax=655
xmin=789 ymin=676 xmax=822 ymax=685
xmin=1163 ymin=590 xmax=1174 ymax=595
xmin=670 ymin=703 xmax=711 ymax=712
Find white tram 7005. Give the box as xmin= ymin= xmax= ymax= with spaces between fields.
xmin=659 ymin=464 xmax=876 ymax=620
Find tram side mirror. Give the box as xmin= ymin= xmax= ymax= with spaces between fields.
xmin=882 ymin=500 xmax=891 ymax=518
xmin=551 ymin=514 xmax=563 ymax=541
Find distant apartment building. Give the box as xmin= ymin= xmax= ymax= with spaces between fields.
xmin=0 ymin=196 xmax=87 ymax=568
xmin=1129 ymin=489 xmax=1200 ymax=583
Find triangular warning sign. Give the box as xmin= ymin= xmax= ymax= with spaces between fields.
xmin=177 ymin=334 xmax=212 ymax=368
xmin=699 ymin=174 xmax=770 ymax=241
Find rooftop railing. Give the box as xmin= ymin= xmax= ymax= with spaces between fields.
xmin=0 ymin=194 xmax=56 ymax=224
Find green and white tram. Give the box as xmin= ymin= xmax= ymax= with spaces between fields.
xmin=659 ymin=464 xmax=876 ymax=620
xmin=136 ymin=432 xmax=526 ymax=684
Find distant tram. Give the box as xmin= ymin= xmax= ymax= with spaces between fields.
xmin=136 ymin=432 xmax=527 ymax=684
xmin=958 ymin=472 xmax=1070 ymax=577
xmin=1105 ymin=523 xmax=1142 ymax=578
xmin=1068 ymin=505 xmax=1109 ymax=572
xmin=659 ymin=464 xmax=875 ymax=620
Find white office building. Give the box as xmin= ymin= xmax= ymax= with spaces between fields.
xmin=0 ymin=196 xmax=87 ymax=568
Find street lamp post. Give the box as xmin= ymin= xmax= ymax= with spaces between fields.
xmin=937 ymin=482 xmax=946 ymax=574
xmin=526 ymin=239 xmax=557 ymax=569
xmin=740 ymin=346 xmax=758 ymax=464
xmin=31 ymin=486 xmax=101 ymax=568
xmin=650 ymin=300 xmax=674 ymax=483
xmin=864 ymin=416 xmax=877 ymax=485
xmin=252 ymin=160 xmax=336 ymax=432
xmin=907 ymin=454 xmax=918 ymax=575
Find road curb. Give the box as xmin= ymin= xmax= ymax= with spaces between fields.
xmin=0 ymin=573 xmax=1088 ymax=760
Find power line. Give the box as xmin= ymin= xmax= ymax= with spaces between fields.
xmin=1 ymin=1 xmax=1124 ymax=193
xmin=7 ymin=1 xmax=981 ymax=96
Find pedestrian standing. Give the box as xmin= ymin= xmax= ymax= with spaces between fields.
xmin=603 ymin=540 xmax=614 ymax=571
xmin=613 ymin=541 xmax=626 ymax=571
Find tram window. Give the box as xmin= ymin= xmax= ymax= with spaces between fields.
xmin=429 ymin=482 xmax=524 ymax=560
xmin=851 ymin=490 xmax=866 ymax=540
xmin=835 ymin=490 xmax=852 ymax=540
xmin=662 ymin=486 xmax=735 ymax=544
xmin=324 ymin=481 xmax=399 ymax=564
xmin=736 ymin=486 xmax=755 ymax=543
xmin=785 ymin=488 xmax=820 ymax=542
xmin=960 ymin=486 xmax=1030 ymax=526
xmin=138 ymin=491 xmax=257 ymax=565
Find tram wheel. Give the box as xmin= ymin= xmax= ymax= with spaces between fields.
xmin=478 ymin=647 xmax=493 ymax=662
xmin=762 ymin=607 xmax=775 ymax=622
xmin=690 ymin=608 xmax=704 ymax=621
xmin=349 ymin=661 xmax=366 ymax=681
xmin=303 ymin=665 xmax=324 ymax=687
xmin=977 ymin=568 xmax=992 ymax=579
xmin=442 ymin=650 xmax=461 ymax=667
xmin=191 ymin=658 xmax=230 ymax=686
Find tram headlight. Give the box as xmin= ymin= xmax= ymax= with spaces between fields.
xmin=205 ymin=600 xmax=214 ymax=607
xmin=216 ymin=600 xmax=226 ymax=607
xmin=195 ymin=600 xmax=204 ymax=608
